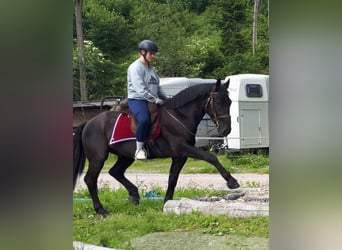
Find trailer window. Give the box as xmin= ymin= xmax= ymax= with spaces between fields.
xmin=246 ymin=84 xmax=263 ymax=97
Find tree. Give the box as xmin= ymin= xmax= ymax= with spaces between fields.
xmin=130 ymin=0 xmax=224 ymax=78
xmin=73 ymin=0 xmax=269 ymax=100
xmin=74 ymin=0 xmax=87 ymax=101
xmin=73 ymin=40 xmax=126 ymax=101
xmin=82 ymin=0 xmax=133 ymax=57
xmin=253 ymin=0 xmax=260 ymax=54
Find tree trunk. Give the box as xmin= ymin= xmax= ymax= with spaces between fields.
xmin=74 ymin=0 xmax=87 ymax=101
xmin=252 ymin=0 xmax=260 ymax=55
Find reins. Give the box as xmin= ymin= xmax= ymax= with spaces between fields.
xmin=162 ymin=106 xmax=196 ymax=136
xmin=162 ymin=91 xmax=230 ymax=136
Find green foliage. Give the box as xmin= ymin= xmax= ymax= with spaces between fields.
xmin=83 ymin=0 xmax=133 ymax=56
xmin=73 ymin=0 xmax=269 ymax=100
xmin=73 ymin=40 xmax=126 ymax=100
xmin=232 ymin=153 xmax=269 ymax=171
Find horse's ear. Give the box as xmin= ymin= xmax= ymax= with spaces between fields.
xmin=215 ymin=79 xmax=221 ymax=91
xmin=224 ymin=78 xmax=230 ymax=89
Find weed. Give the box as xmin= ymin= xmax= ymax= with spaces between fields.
xmin=244 ymin=181 xmax=261 ymax=188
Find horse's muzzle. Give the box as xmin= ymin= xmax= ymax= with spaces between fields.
xmin=218 ymin=126 xmax=231 ymax=137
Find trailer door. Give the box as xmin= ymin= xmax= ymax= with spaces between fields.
xmin=240 ymin=109 xmax=262 ymax=146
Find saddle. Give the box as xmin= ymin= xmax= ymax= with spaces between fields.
xmin=115 ymin=99 xmax=159 ymax=136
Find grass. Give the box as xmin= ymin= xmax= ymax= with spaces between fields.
xmin=75 ymin=152 xmax=269 ymax=249
xmin=101 ymin=151 xmax=269 ymax=174
xmin=73 ymin=187 xmax=269 ymax=250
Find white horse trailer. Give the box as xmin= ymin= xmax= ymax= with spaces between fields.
xmin=159 ymin=74 xmax=269 ymax=150
xmin=225 ymin=74 xmax=269 ymax=150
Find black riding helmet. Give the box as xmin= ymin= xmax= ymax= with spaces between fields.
xmin=138 ymin=40 xmax=158 ymax=53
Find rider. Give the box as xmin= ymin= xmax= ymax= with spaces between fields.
xmin=127 ymin=40 xmax=169 ymax=160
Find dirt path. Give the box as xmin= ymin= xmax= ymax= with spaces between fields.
xmin=74 ymin=173 xmax=268 ymax=191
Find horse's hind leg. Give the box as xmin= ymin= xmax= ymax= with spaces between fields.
xmin=84 ymin=157 xmax=108 ymax=216
xmin=108 ymin=156 xmax=139 ymax=204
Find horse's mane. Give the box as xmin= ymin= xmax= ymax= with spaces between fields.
xmin=163 ymin=83 xmax=214 ymax=109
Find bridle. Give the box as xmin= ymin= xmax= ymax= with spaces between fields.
xmin=205 ymin=91 xmax=231 ymax=130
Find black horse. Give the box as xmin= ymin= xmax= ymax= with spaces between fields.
xmin=73 ymin=79 xmax=240 ymax=216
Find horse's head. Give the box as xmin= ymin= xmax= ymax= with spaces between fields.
xmin=205 ymin=79 xmax=232 ymax=136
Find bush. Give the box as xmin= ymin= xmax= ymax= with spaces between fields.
xmin=232 ymin=153 xmax=269 ymax=169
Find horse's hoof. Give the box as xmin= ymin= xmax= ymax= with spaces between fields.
xmin=100 ymin=213 xmax=108 ymax=218
xmin=96 ymin=208 xmax=108 ymax=217
xmin=227 ymin=179 xmax=240 ymax=189
xmin=129 ymin=196 xmax=140 ymax=205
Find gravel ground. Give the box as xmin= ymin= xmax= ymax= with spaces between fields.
xmin=74 ymin=173 xmax=268 ymax=191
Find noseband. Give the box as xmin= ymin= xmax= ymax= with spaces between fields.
xmin=205 ymin=92 xmax=230 ymax=128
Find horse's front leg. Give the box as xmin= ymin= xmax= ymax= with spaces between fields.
xmin=164 ymin=157 xmax=187 ymax=203
xmin=186 ymin=147 xmax=240 ymax=189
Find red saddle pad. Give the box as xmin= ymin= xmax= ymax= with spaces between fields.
xmin=109 ymin=113 xmax=161 ymax=145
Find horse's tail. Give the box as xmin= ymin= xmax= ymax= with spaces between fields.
xmin=73 ymin=123 xmax=87 ymax=189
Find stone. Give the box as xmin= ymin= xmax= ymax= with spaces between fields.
xmin=163 ymin=198 xmax=269 ymax=217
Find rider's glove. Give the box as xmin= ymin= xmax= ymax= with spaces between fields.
xmin=155 ymin=98 xmax=165 ymax=105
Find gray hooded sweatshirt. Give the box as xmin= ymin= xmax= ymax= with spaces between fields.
xmin=127 ymin=59 xmax=167 ymax=102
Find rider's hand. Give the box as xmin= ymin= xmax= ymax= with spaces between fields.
xmin=165 ymin=95 xmax=173 ymax=101
xmin=155 ymin=98 xmax=165 ymax=105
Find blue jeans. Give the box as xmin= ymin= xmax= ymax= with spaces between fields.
xmin=127 ymin=99 xmax=150 ymax=142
